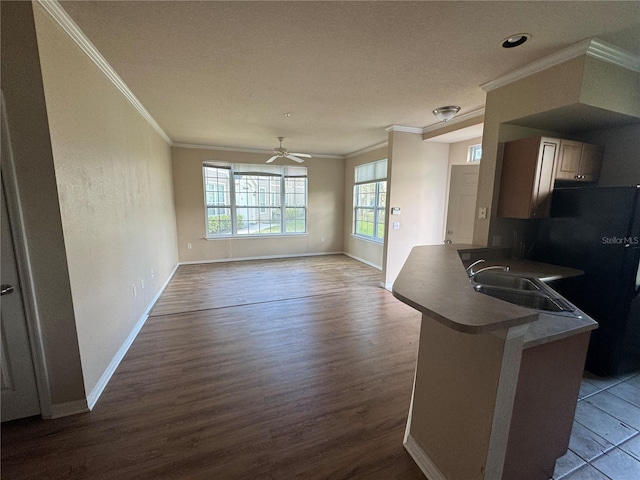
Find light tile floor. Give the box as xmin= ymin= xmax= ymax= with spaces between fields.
xmin=553 ymin=371 xmax=640 ymax=479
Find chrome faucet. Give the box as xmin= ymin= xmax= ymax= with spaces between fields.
xmin=473 ymin=265 xmax=510 ymax=277
xmin=466 ymin=259 xmax=485 ymax=277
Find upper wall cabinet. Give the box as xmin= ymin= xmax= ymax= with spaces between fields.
xmin=555 ymin=140 xmax=604 ymax=183
xmin=497 ymin=137 xmax=560 ymax=219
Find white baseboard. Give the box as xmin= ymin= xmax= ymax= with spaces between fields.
xmin=179 ymin=251 xmax=344 ymax=265
xmin=404 ymin=434 xmax=447 ymax=480
xmin=381 ymin=282 xmax=393 ymax=291
xmin=86 ymin=263 xmax=179 ymax=410
xmin=342 ymin=252 xmax=382 ymax=270
xmin=48 ymin=399 xmax=89 ymax=419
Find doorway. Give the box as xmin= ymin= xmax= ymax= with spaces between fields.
xmin=444 ymin=164 xmax=479 ymax=244
xmin=1 ymin=93 xmax=41 ymax=422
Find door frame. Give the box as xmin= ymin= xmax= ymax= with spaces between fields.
xmin=1 ymin=90 xmax=52 ymax=418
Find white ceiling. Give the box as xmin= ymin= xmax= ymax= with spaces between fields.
xmin=58 ymin=1 xmax=640 ymax=156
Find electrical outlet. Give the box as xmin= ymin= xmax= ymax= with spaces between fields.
xmin=492 ymin=235 xmax=502 ymax=247
xmin=187 ymin=243 xmax=192 ymax=249
xmin=478 ymin=207 xmax=487 ymax=219
xmin=393 ymin=222 xmax=400 ymax=230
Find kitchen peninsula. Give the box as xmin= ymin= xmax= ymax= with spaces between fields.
xmin=393 ymin=244 xmax=597 ymax=480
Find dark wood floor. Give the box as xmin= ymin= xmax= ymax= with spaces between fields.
xmin=1 ymin=255 xmax=426 ymax=479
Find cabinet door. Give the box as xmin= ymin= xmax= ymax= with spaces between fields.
xmin=497 ymin=137 xmax=541 ymax=219
xmin=555 ymin=140 xmax=582 ymax=180
xmin=579 ymin=144 xmax=603 ymax=182
xmin=532 ymin=139 xmax=559 ymax=218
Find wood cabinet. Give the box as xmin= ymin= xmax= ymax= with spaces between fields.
xmin=555 ymin=139 xmax=603 ymax=182
xmin=497 ymin=136 xmax=560 ymax=219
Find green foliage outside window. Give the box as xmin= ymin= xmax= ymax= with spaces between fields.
xmin=208 ymin=214 xmax=244 ymax=234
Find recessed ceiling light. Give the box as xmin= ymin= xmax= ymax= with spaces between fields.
xmin=501 ymin=33 xmax=531 ymax=49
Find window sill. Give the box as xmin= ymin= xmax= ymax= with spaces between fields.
xmin=206 ymin=233 xmax=308 ymax=240
xmin=351 ymin=234 xmax=384 ymax=245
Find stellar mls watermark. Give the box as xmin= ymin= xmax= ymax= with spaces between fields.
xmin=602 ymin=236 xmax=639 ymax=245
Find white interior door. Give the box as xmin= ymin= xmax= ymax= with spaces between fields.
xmin=444 ymin=165 xmax=480 ymax=244
xmin=1 ymin=106 xmax=41 ymax=422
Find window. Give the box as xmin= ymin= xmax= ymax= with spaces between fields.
xmin=468 ymin=144 xmax=482 ymax=162
xmin=203 ymin=163 xmax=307 ymax=237
xmin=353 ymin=159 xmax=387 ymax=243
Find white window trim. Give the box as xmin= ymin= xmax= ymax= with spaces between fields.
xmin=468 ymin=144 xmax=482 ymax=163
xmin=353 ymin=159 xmax=387 ymax=244
xmin=203 ymin=163 xmax=307 ymax=238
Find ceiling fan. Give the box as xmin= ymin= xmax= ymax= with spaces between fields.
xmin=266 ymin=137 xmax=312 ymax=164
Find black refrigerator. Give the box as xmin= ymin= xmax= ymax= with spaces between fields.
xmin=532 ymin=185 xmax=640 ymax=377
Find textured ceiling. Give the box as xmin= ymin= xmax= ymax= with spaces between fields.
xmin=58 ymin=1 xmax=640 ymax=156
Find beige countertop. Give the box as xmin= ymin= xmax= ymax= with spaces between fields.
xmin=392 ymin=244 xmax=597 ymax=342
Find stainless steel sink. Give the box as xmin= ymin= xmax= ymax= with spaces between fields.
xmin=471 ymin=271 xmax=578 ymax=315
xmin=472 ymin=271 xmax=540 ymax=291
xmin=474 ymin=285 xmax=568 ymax=312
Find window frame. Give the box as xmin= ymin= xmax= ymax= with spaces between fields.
xmin=353 ymin=159 xmax=387 ymax=244
xmin=468 ymin=144 xmax=482 ymax=163
xmin=203 ymin=163 xmax=307 ymax=238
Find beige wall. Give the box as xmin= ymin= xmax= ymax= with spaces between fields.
xmin=448 ymin=137 xmax=482 ymax=166
xmin=1 ymin=0 xmax=86 ymax=412
xmin=580 ymin=57 xmax=640 ymax=119
xmin=172 ymin=147 xmax=344 ymax=262
xmin=33 ymin=4 xmax=179 ymax=397
xmin=383 ymin=132 xmax=449 ymax=287
xmin=343 ymin=146 xmax=388 ymax=269
xmin=474 ymin=56 xmax=586 ymax=247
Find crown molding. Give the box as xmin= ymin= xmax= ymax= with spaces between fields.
xmin=586 ymin=39 xmax=640 ymax=72
xmin=172 ymin=142 xmax=344 ymax=159
xmin=35 ymin=0 xmax=172 ymax=145
xmin=345 ymin=141 xmax=389 ymax=159
xmin=481 ymin=38 xmax=640 ymax=92
xmin=385 ymin=125 xmax=423 ymax=134
xmin=422 ymin=108 xmax=485 ymax=134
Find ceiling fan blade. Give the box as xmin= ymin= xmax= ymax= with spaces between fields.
xmin=290 ymin=153 xmax=312 ymax=158
xmin=266 ymin=155 xmax=279 ymax=163
xmin=285 ymin=154 xmax=305 ymax=163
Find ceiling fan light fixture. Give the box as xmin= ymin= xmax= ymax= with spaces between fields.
xmin=266 ymin=137 xmax=311 ymax=164
xmin=432 ymin=106 xmax=461 ymax=123
xmin=501 ymin=33 xmax=531 ymax=48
